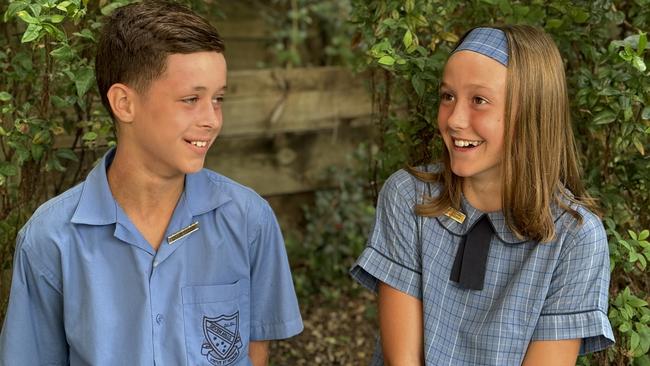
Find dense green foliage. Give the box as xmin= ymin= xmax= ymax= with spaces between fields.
xmin=0 ymin=0 xmax=648 ymax=364
xmin=347 ymin=0 xmax=650 ymax=364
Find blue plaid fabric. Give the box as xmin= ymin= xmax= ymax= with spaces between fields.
xmin=350 ymin=168 xmax=614 ymax=366
xmin=454 ymin=27 xmax=509 ymax=66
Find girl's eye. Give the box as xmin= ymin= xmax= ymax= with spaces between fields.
xmin=473 ymin=96 xmax=488 ymax=105
xmin=440 ymin=92 xmax=454 ymax=102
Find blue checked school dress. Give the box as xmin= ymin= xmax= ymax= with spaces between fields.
xmin=350 ymin=168 xmax=614 ymax=366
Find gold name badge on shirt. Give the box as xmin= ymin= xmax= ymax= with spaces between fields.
xmin=444 ymin=207 xmax=466 ymax=224
xmin=167 ymin=222 xmax=200 ymax=244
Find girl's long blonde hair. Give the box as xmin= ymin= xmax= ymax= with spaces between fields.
xmin=410 ymin=24 xmax=598 ymax=242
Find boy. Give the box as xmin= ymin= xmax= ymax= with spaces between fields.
xmin=0 ymin=1 xmax=303 ymax=365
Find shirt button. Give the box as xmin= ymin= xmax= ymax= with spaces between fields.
xmin=156 ymin=314 xmax=164 ymax=324
xmin=153 ymin=260 xmax=159 ymax=268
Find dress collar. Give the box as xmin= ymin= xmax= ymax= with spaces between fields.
xmin=435 ymin=193 xmax=568 ymax=244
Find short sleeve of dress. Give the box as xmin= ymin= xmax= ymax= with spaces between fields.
xmin=350 ymin=169 xmax=423 ymax=299
xmin=531 ymin=210 xmax=615 ymax=354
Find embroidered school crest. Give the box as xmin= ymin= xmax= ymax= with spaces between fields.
xmin=201 ymin=312 xmax=243 ymax=365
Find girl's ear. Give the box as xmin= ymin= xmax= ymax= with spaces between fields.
xmin=106 ymin=83 xmax=136 ymax=124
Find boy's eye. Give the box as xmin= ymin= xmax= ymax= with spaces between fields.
xmin=182 ymin=96 xmax=199 ymax=104
xmin=212 ymin=96 xmax=224 ymax=106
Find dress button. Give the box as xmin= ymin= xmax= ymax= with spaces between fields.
xmin=156 ymin=314 xmax=164 ymax=324
xmin=153 ymin=260 xmax=159 ymax=268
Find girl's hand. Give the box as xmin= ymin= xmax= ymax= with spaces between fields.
xmin=521 ymin=339 xmax=580 ymax=366
xmin=378 ymin=282 xmax=424 ymax=366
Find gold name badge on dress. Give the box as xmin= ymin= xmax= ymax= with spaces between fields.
xmin=167 ymin=222 xmax=199 ymax=244
xmin=444 ymin=207 xmax=466 ymax=224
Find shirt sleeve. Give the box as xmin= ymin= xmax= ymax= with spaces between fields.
xmin=531 ymin=211 xmax=615 ymax=354
xmin=247 ymin=201 xmax=303 ymax=341
xmin=0 ymin=229 xmax=68 ymax=365
xmin=349 ymin=170 xmax=423 ymax=299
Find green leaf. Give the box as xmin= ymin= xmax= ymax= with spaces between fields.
xmin=378 ymin=55 xmax=395 ymax=66
xmin=642 ymin=107 xmax=650 ymax=121
xmin=412 ymin=75 xmax=425 ymax=97
xmin=0 ymin=162 xmax=18 ymax=177
xmin=638 ymin=255 xmax=647 ymax=270
xmin=28 ymin=4 xmax=41 ymax=17
xmin=101 ymin=2 xmax=127 ymax=16
xmin=638 ymin=32 xmax=647 ymax=56
xmin=620 ymin=322 xmax=632 ymax=332
xmin=631 ymin=331 xmax=640 ymax=353
xmin=49 ymin=14 xmax=65 ymax=23
xmin=405 ymin=0 xmax=415 ymax=13
xmin=632 ymin=55 xmax=646 ymax=72
xmin=639 ymin=230 xmax=649 ymax=241
xmin=628 ymin=297 xmax=649 ymax=308
xmin=403 ymin=29 xmax=413 ymax=49
xmin=32 ymin=129 xmax=51 ymax=145
xmin=56 ymin=1 xmax=73 ymax=11
xmin=73 ymin=29 xmax=95 ymax=41
xmin=0 ymin=91 xmax=12 ymax=102
xmin=593 ymin=110 xmax=617 ymax=125
xmin=31 ymin=144 xmax=44 ymax=161
xmin=50 ymin=44 xmax=74 ymax=61
xmin=74 ymin=67 xmax=95 ymax=98
xmin=546 ymin=18 xmax=563 ymax=29
xmin=41 ymin=23 xmax=66 ymax=42
xmin=440 ymin=32 xmax=459 ymax=43
xmin=4 ymin=1 xmax=28 ymax=22
xmin=21 ymin=24 xmax=42 ymax=43
xmin=570 ymin=8 xmax=589 ymax=23
xmin=16 ymin=10 xmax=38 ymax=24
xmin=56 ymin=148 xmax=78 ymax=162
xmin=82 ymin=131 xmax=97 ymax=141
xmin=633 ymin=137 xmax=645 ymax=155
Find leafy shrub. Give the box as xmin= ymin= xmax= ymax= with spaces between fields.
xmin=348 ymin=0 xmax=649 ymax=364
xmin=286 ymin=146 xmax=376 ymax=302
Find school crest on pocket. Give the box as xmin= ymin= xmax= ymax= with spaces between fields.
xmin=201 ymin=312 xmax=243 ymax=365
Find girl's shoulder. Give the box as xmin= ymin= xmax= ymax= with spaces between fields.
xmin=553 ymin=191 xmax=606 ymax=247
xmin=381 ymin=164 xmax=444 ymax=204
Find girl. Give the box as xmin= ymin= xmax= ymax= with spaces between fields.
xmin=351 ymin=25 xmax=614 ymax=365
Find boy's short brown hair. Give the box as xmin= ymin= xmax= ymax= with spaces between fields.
xmin=95 ymin=0 xmax=225 ymax=118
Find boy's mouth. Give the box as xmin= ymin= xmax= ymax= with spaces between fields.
xmin=452 ymin=138 xmax=484 ymax=148
xmin=186 ymin=140 xmax=208 ymax=148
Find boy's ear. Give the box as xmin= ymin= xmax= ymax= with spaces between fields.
xmin=107 ymin=83 xmax=136 ymax=124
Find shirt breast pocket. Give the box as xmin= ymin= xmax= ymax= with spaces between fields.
xmin=182 ymin=280 xmax=250 ymax=366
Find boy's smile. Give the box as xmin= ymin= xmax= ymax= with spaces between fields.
xmin=125 ymin=51 xmax=227 ymax=178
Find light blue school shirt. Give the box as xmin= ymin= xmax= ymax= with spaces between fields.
xmin=0 ymin=149 xmax=303 ymax=366
xmin=351 ymin=168 xmax=614 ymax=366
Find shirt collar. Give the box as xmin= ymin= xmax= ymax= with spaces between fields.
xmin=71 ymin=149 xmax=119 ymax=225
xmin=71 ymin=148 xmax=232 ymax=225
xmin=435 ymin=194 xmax=568 ymax=244
xmin=184 ymin=168 xmax=232 ymax=216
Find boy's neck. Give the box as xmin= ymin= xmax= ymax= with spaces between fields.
xmin=107 ymin=146 xmax=185 ymax=250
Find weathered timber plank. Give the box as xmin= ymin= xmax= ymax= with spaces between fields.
xmin=221 ymin=67 xmax=372 ymax=137
xmin=52 ymin=67 xmax=372 ymax=148
xmin=206 ymin=123 xmax=374 ymax=196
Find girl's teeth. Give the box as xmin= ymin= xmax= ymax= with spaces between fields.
xmin=453 ymin=139 xmax=482 ymax=147
xmin=191 ymin=141 xmax=207 ymax=147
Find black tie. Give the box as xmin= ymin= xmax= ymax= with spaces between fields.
xmin=449 ymin=214 xmax=494 ymax=290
